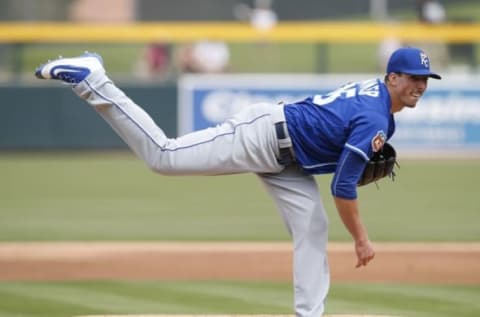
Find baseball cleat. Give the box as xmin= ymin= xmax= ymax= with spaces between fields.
xmin=35 ymin=52 xmax=104 ymax=84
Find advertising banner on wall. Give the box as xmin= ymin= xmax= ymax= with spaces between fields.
xmin=178 ymin=74 xmax=480 ymax=153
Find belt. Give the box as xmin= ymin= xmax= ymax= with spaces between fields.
xmin=274 ymin=121 xmax=296 ymax=165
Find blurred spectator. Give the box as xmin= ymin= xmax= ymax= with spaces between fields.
xmin=377 ymin=36 xmax=403 ymax=72
xmin=415 ymin=0 xmax=449 ymax=72
xmin=250 ymin=0 xmax=278 ymax=32
xmin=233 ymin=0 xmax=278 ymax=66
xmin=417 ymin=0 xmax=447 ymax=24
xmin=135 ymin=43 xmax=173 ymax=81
xmin=176 ymin=40 xmax=230 ymax=74
xmin=234 ymin=0 xmax=278 ymax=32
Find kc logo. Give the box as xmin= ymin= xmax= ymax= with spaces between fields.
xmin=371 ymin=130 xmax=387 ymax=152
xmin=420 ymin=52 xmax=429 ymax=68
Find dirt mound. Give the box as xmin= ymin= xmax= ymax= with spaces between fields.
xmin=1 ymin=242 xmax=479 ymax=283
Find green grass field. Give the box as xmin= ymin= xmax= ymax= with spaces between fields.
xmin=0 ymin=281 xmax=477 ymax=317
xmin=0 ymin=281 xmax=480 ymax=317
xmin=1 ymin=152 xmax=479 ymax=316
xmin=1 ymin=153 xmax=479 ymax=242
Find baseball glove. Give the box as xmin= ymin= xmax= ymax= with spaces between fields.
xmin=358 ymin=142 xmax=398 ymax=187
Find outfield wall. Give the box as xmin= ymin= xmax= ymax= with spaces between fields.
xmin=179 ymin=73 xmax=480 ymax=153
xmin=0 ymin=84 xmax=177 ymax=149
xmin=2 ymin=74 xmax=480 ymax=154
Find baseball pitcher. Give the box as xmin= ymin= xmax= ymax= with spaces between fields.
xmin=35 ymin=47 xmax=441 ymax=316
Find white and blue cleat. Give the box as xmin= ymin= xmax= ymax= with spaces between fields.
xmin=35 ymin=52 xmax=104 ymax=84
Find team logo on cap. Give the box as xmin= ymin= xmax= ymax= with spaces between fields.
xmin=371 ymin=130 xmax=387 ymax=152
xmin=420 ymin=52 xmax=429 ymax=68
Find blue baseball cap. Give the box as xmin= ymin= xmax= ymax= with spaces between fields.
xmin=386 ymin=47 xmax=441 ymax=79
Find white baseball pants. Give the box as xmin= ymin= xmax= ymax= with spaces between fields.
xmin=73 ymin=71 xmax=330 ymax=317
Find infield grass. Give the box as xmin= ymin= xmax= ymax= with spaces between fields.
xmin=0 ymin=152 xmax=479 ymax=242
xmin=0 ymin=281 xmax=477 ymax=317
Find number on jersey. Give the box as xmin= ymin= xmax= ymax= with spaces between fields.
xmin=312 ymin=79 xmax=379 ymax=106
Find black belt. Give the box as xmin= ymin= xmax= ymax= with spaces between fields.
xmin=275 ymin=121 xmax=295 ymax=165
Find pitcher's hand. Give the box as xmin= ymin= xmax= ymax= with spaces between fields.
xmin=355 ymin=239 xmax=375 ymax=268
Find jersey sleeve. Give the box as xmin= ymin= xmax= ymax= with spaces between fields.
xmin=330 ymin=147 xmax=367 ymax=199
xmin=345 ymin=112 xmax=389 ymax=161
xmin=330 ymin=112 xmax=388 ymax=199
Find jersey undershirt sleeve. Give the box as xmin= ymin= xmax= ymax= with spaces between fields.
xmin=331 ymin=112 xmax=388 ymax=199
xmin=330 ymin=148 xmax=367 ymax=199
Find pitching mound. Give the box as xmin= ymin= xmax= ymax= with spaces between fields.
xmin=2 ymin=242 xmax=479 ymax=283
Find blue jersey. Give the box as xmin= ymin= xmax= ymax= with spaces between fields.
xmin=284 ymin=78 xmax=395 ymax=199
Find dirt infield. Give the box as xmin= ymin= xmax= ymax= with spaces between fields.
xmin=0 ymin=242 xmax=479 ymax=283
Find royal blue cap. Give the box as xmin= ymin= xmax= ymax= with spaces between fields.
xmin=386 ymin=47 xmax=441 ymax=79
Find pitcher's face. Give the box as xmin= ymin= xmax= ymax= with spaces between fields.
xmin=388 ymin=73 xmax=429 ymax=112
